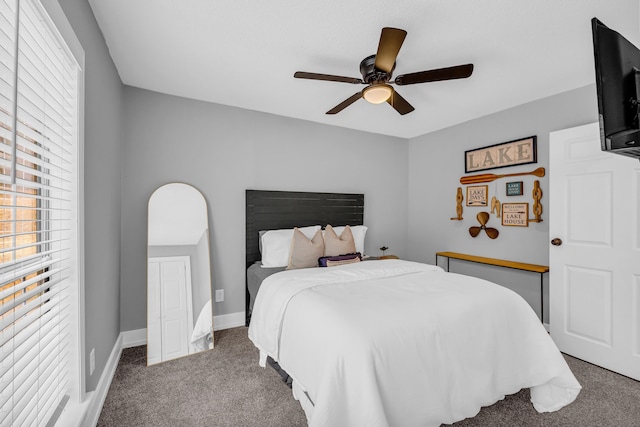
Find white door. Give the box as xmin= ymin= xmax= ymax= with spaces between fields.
xmin=549 ymin=122 xmax=640 ymax=380
xmin=147 ymin=256 xmax=194 ymax=363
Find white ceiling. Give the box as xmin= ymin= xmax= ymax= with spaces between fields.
xmin=88 ymin=0 xmax=639 ymax=139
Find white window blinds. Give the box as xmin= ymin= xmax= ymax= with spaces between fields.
xmin=0 ymin=0 xmax=79 ymax=425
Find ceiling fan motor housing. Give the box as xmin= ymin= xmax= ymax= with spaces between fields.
xmin=360 ymin=54 xmax=394 ymax=84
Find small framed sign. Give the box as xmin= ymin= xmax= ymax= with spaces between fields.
xmin=466 ymin=185 xmax=488 ymax=207
xmin=502 ymin=203 xmax=529 ymax=227
xmin=506 ymin=181 xmax=523 ymax=196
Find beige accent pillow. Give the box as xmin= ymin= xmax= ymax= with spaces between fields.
xmin=287 ymin=228 xmax=324 ymax=270
xmin=323 ymin=224 xmax=356 ymax=257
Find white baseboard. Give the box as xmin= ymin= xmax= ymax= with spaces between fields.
xmin=120 ymin=311 xmax=245 ymax=350
xmin=81 ymin=333 xmax=123 ymax=427
xmin=122 ymin=328 xmax=146 ymax=348
xmin=213 ymin=311 xmax=245 ymax=331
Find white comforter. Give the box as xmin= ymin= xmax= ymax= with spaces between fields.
xmin=248 ymin=260 xmax=580 ymax=427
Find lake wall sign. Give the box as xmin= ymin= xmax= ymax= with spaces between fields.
xmin=465 ymin=136 xmax=537 ymax=173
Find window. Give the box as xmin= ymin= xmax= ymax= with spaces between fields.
xmin=0 ymin=0 xmax=80 ymax=425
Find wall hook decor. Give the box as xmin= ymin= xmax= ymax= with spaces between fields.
xmin=469 ymin=212 xmax=499 ymax=239
xmin=490 ymin=196 xmax=501 ymax=218
xmin=450 ymin=187 xmax=464 ymax=220
xmin=530 ymin=180 xmax=543 ymax=222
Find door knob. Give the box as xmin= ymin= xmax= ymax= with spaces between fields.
xmin=551 ymin=238 xmax=563 ymax=246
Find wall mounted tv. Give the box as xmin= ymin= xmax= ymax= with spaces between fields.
xmin=592 ymin=18 xmax=640 ymax=160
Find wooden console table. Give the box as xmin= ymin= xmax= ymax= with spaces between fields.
xmin=435 ymin=251 xmax=549 ymax=321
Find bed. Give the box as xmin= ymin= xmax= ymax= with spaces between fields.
xmin=245 ymin=190 xmax=581 ymax=427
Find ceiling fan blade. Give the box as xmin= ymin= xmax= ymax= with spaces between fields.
xmin=386 ymin=89 xmax=414 ymax=115
xmin=326 ymin=92 xmax=363 ymax=114
xmin=374 ymin=27 xmax=407 ymax=74
xmin=294 ymin=71 xmax=363 ymax=84
xmin=395 ymin=63 xmax=474 ymax=86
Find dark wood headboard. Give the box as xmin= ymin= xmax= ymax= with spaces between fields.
xmin=245 ymin=190 xmax=364 ymax=324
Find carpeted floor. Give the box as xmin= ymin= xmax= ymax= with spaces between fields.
xmin=97 ymin=327 xmax=640 ymax=427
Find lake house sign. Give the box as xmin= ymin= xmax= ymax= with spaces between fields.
xmin=465 ymin=136 xmax=537 ymax=173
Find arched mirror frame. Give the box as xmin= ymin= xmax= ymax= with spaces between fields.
xmin=147 ymin=183 xmax=214 ymax=366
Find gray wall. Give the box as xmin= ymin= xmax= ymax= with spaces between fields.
xmin=57 ymin=0 xmax=123 ymax=392
xmin=120 ymin=87 xmax=409 ymax=331
xmin=407 ymin=84 xmax=599 ymax=322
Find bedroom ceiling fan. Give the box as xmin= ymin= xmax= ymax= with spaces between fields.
xmin=294 ymin=27 xmax=474 ymax=115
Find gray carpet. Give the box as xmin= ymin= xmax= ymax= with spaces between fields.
xmin=98 ymin=327 xmax=640 ymax=427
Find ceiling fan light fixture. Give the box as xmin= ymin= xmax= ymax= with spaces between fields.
xmin=363 ymin=84 xmax=393 ymax=104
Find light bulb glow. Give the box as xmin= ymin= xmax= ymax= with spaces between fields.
xmin=363 ymin=84 xmax=392 ymax=104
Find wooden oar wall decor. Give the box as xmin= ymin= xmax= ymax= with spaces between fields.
xmin=460 ymin=167 xmax=545 ymax=185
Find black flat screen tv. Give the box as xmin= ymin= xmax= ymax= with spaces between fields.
xmin=592 ymin=18 xmax=640 ymax=160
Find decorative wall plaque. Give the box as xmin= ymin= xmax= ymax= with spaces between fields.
xmin=465 ymin=136 xmax=537 ymax=173
xmin=466 ymin=185 xmax=488 ymax=207
xmin=506 ymin=181 xmax=523 ymax=196
xmin=501 ymin=203 xmax=529 ymax=227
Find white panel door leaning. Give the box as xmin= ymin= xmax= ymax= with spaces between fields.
xmin=147 ymin=256 xmax=194 ymax=363
xmin=549 ymin=122 xmax=640 ymax=380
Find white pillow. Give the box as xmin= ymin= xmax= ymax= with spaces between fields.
xmin=261 ymin=225 xmax=321 ymax=267
xmin=329 ymin=225 xmax=367 ymax=255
